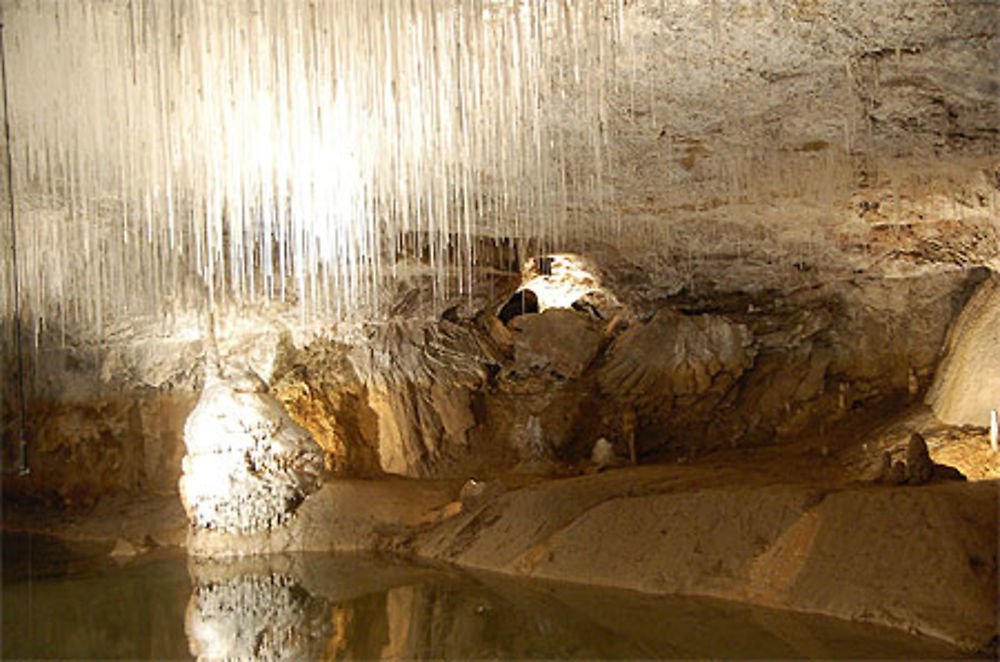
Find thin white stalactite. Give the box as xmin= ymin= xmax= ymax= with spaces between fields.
xmin=2 ymin=0 xmax=620 ymax=344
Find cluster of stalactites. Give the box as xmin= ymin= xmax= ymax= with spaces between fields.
xmin=1 ymin=0 xmax=621 ymax=342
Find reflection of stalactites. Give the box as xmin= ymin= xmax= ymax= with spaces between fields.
xmin=185 ymin=570 xmax=331 ymax=661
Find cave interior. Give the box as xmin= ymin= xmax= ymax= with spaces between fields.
xmin=1 ymin=1 xmax=998 ymax=659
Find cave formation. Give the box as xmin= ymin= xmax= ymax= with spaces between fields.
xmin=1 ymin=0 xmax=998 ymax=658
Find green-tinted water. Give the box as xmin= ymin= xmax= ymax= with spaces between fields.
xmin=2 ymin=532 xmax=970 ymax=660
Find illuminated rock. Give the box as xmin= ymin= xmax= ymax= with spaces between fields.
xmin=179 ymin=367 xmax=325 ymax=534
xmin=927 ymin=276 xmax=1000 ymax=427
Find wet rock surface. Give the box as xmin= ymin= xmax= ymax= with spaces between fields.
xmin=509 ymin=309 xmax=602 ymax=379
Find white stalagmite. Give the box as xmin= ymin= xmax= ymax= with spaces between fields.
xmin=1 ymin=0 xmax=620 ymax=343
xmin=180 ymin=364 xmax=326 ymax=534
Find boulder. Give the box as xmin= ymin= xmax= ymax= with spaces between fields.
xmin=598 ymin=310 xmax=753 ymax=404
xmin=509 ymin=309 xmax=602 ymax=379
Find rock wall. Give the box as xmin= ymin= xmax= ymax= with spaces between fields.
xmin=2 ymin=393 xmax=193 ymax=506
xmin=1 ymin=313 xmax=298 ymax=505
xmin=3 ymin=0 xmax=998 ymax=499
xmin=1 ymin=262 xmax=985 ymax=501
xmin=264 ymin=263 xmax=981 ymax=478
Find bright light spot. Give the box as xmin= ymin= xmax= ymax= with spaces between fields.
xmin=518 ymin=253 xmax=615 ymax=312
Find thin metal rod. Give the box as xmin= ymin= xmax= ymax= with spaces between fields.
xmin=0 ymin=20 xmax=28 ymax=476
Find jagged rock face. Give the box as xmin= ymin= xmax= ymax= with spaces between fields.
xmin=271 ymin=343 xmax=382 ymax=478
xmin=347 ymin=320 xmax=495 ymax=477
xmin=258 ymin=264 xmax=978 ymax=478
xmin=928 ymin=276 xmax=1000 ymax=426
xmin=179 ymin=373 xmax=325 ymax=534
xmin=600 ymin=310 xmax=754 ymax=404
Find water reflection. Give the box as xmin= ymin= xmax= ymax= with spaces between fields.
xmin=3 ymin=534 xmax=966 ymax=660
xmin=186 ymin=566 xmax=330 ymax=659
xmin=183 ymin=553 xmax=964 ymax=661
xmin=184 ymin=554 xmax=627 ymax=660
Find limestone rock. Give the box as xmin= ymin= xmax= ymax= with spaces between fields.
xmin=179 ymin=371 xmax=325 ymax=534
xmin=511 ymin=416 xmax=558 ymax=475
xmin=907 ymin=433 xmax=935 ymax=485
xmin=875 ymin=452 xmax=892 ymax=483
xmin=515 ymin=415 xmax=552 ymax=462
xmin=509 ymin=309 xmax=601 ymax=379
xmin=931 ymin=463 xmax=968 ymax=483
xmin=876 ymin=452 xmax=908 ymax=486
xmin=351 ymin=320 xmax=492 ymax=477
xmin=887 ymin=460 xmax=908 ymax=486
xmin=598 ymin=310 xmax=753 ymax=404
xmin=875 ymin=437 xmax=968 ymax=487
xmin=928 ymin=276 xmax=1000 ymax=426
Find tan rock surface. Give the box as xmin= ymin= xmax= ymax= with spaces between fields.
xmin=928 ymin=276 xmax=1000 ymax=427
xmin=412 ymin=470 xmax=997 ymax=651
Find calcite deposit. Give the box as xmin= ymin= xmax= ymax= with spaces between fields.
xmin=179 ymin=365 xmax=325 ymax=534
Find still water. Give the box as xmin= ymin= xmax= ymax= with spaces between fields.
xmin=2 ymin=533 xmax=967 ymax=660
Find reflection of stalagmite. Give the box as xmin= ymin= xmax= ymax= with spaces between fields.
xmin=185 ymin=559 xmax=330 ymax=661
xmin=321 ymin=606 xmax=355 ymax=660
